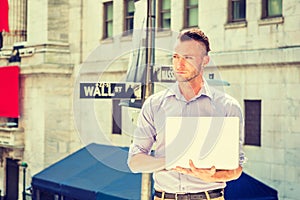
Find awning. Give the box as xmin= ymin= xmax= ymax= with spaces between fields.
xmin=225 ymin=172 xmax=278 ymax=199
xmin=31 ymin=143 xmax=278 ymax=200
xmin=31 ymin=143 xmax=142 ymax=200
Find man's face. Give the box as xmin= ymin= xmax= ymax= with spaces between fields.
xmin=172 ymin=40 xmax=209 ymax=82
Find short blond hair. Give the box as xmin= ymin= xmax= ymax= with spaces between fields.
xmin=178 ymin=28 xmax=211 ymax=53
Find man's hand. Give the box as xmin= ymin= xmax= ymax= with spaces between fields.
xmin=173 ymin=159 xmax=242 ymax=182
xmin=173 ymin=159 xmax=217 ymax=182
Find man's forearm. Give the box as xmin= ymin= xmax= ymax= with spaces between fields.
xmin=128 ymin=153 xmax=165 ymax=173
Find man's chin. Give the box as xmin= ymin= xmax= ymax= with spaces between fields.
xmin=177 ymin=79 xmax=189 ymax=83
xmin=176 ymin=74 xmax=201 ymax=83
xmin=176 ymin=76 xmax=194 ymax=82
xmin=175 ymin=75 xmax=188 ymax=82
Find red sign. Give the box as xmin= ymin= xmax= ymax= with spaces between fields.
xmin=0 ymin=0 xmax=10 ymax=32
xmin=0 ymin=66 xmax=19 ymax=118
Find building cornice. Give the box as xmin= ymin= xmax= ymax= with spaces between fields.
xmin=210 ymin=46 xmax=300 ymax=67
xmin=20 ymin=63 xmax=74 ymax=75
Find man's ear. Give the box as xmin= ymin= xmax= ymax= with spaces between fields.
xmin=203 ymin=55 xmax=210 ymax=67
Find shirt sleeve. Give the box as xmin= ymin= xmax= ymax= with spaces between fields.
xmin=127 ymin=97 xmax=157 ymax=163
xmin=227 ymin=98 xmax=246 ymax=167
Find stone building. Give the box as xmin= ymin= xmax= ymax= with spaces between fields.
xmin=0 ymin=0 xmax=299 ymax=199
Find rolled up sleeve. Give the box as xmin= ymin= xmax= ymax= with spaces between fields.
xmin=127 ymin=98 xmax=157 ymax=163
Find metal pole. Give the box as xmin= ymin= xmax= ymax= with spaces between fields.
xmin=141 ymin=0 xmax=156 ymax=199
xmin=22 ymin=167 xmax=26 ymax=200
xmin=144 ymin=0 xmax=155 ymax=100
xmin=144 ymin=1 xmax=151 ymax=100
xmin=141 ymin=173 xmax=152 ymax=200
xmin=20 ymin=162 xmax=28 ymax=200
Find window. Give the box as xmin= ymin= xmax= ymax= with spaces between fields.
xmin=262 ymin=0 xmax=282 ymax=18
xmin=124 ymin=0 xmax=135 ymax=34
xmin=228 ymin=0 xmax=246 ymax=22
xmin=158 ymin=0 xmax=171 ymax=29
xmin=112 ymin=100 xmax=122 ymax=134
xmin=1 ymin=0 xmax=27 ymax=48
xmin=244 ymin=100 xmax=261 ymax=146
xmin=185 ymin=0 xmax=198 ymax=28
xmin=103 ymin=2 xmax=113 ymax=39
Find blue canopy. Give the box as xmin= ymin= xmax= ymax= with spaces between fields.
xmin=225 ymin=172 xmax=278 ymax=200
xmin=31 ymin=143 xmax=142 ymax=200
xmin=32 ymin=143 xmax=278 ymax=200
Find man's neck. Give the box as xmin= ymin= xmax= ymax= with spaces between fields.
xmin=178 ymin=76 xmax=204 ymax=101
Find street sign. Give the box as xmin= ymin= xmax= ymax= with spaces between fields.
xmin=159 ymin=65 xmax=175 ymax=82
xmin=80 ymin=82 xmax=142 ymax=99
xmin=155 ymin=65 xmax=231 ymax=86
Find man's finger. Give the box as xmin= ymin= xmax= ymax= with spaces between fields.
xmin=189 ymin=159 xmax=197 ymax=171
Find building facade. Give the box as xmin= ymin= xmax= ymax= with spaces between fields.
xmin=0 ymin=0 xmax=299 ymax=199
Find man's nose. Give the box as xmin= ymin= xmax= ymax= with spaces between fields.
xmin=175 ymin=57 xmax=185 ymax=68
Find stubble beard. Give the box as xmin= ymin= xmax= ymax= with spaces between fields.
xmin=176 ymin=66 xmax=203 ymax=83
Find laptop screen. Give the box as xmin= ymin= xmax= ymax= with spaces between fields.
xmin=165 ymin=117 xmax=239 ymax=170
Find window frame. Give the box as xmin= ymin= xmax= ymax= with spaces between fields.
xmin=124 ymin=0 xmax=135 ymax=35
xmin=262 ymin=0 xmax=283 ymax=19
xmin=158 ymin=0 xmax=171 ymax=30
xmin=244 ymin=100 xmax=262 ymax=146
xmin=184 ymin=0 xmax=199 ymax=28
xmin=103 ymin=1 xmax=113 ymax=39
xmin=228 ymin=0 xmax=246 ymax=23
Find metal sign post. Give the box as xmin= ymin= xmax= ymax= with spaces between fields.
xmin=141 ymin=0 xmax=155 ymax=199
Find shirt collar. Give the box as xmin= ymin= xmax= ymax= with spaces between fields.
xmin=165 ymin=78 xmax=213 ymax=101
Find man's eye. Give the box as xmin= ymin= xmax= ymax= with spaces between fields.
xmin=184 ymin=56 xmax=193 ymax=60
xmin=172 ymin=55 xmax=179 ymax=59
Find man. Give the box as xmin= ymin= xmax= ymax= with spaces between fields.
xmin=128 ymin=28 xmax=245 ymax=200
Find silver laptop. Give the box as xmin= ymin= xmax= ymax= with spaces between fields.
xmin=165 ymin=117 xmax=239 ymax=170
